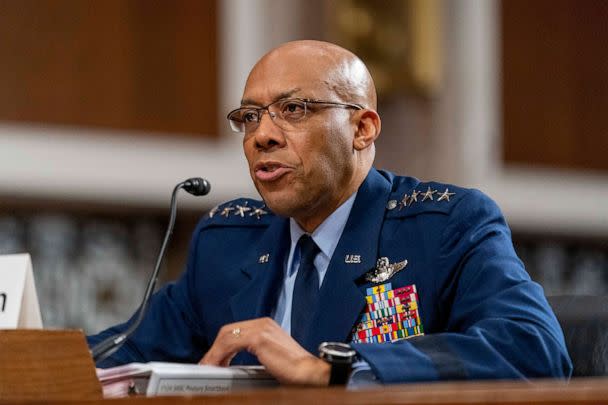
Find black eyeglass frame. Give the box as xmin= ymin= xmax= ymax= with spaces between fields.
xmin=226 ymin=97 xmax=364 ymax=133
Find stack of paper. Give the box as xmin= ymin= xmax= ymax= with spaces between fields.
xmin=97 ymin=362 xmax=277 ymax=398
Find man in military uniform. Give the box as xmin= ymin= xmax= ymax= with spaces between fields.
xmin=88 ymin=40 xmax=572 ymax=385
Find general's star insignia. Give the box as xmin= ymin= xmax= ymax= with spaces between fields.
xmin=234 ymin=203 xmax=251 ymax=217
xmin=409 ymin=190 xmax=420 ymax=205
xmin=249 ymin=205 xmax=268 ymax=219
xmin=398 ymin=193 xmax=409 ymax=210
xmin=208 ymin=205 xmax=219 ymax=218
xmin=365 ymin=257 xmax=408 ymax=283
xmin=421 ymin=186 xmax=437 ymax=202
xmin=220 ymin=205 xmax=234 ymax=217
xmin=437 ymin=188 xmax=456 ymax=202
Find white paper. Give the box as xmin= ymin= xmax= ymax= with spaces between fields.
xmin=0 ymin=253 xmax=42 ymax=329
xmin=97 ymin=362 xmax=277 ymax=397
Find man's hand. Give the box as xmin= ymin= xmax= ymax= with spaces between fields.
xmin=200 ymin=317 xmax=331 ymax=386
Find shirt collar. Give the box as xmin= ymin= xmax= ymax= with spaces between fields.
xmin=289 ymin=191 xmax=358 ymax=260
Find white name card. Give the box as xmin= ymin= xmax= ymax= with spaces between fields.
xmin=0 ymin=253 xmax=43 ymax=329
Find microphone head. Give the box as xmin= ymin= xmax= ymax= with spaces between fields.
xmin=182 ymin=177 xmax=211 ymax=196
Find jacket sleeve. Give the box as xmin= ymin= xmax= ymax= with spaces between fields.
xmin=86 ymin=220 xmax=209 ymax=368
xmin=352 ymin=190 xmax=573 ymax=383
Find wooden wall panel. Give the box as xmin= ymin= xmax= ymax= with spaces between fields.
xmin=0 ymin=0 xmax=217 ymax=136
xmin=501 ymin=0 xmax=608 ymax=172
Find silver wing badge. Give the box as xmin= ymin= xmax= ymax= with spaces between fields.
xmin=365 ymin=257 xmax=408 ymax=283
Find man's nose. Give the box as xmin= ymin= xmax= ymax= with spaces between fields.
xmin=253 ymin=111 xmax=286 ymax=150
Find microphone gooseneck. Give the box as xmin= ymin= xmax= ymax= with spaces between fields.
xmin=91 ymin=177 xmax=211 ymax=363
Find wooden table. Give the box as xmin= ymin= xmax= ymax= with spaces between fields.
xmin=1 ymin=331 xmax=607 ymax=404
xmin=4 ymin=377 xmax=608 ymax=405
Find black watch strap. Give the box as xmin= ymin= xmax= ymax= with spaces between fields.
xmin=329 ymin=359 xmax=352 ymax=385
xmin=319 ymin=342 xmax=356 ymax=386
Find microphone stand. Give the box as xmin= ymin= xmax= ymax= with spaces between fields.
xmin=91 ymin=178 xmax=209 ymax=363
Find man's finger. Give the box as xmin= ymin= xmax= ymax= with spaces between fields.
xmin=200 ymin=323 xmax=246 ymax=365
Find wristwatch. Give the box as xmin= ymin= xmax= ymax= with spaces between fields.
xmin=318 ymin=342 xmax=357 ymax=385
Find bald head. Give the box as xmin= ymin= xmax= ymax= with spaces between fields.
xmin=239 ymin=40 xmax=382 ymax=232
xmin=245 ymin=40 xmax=377 ymax=110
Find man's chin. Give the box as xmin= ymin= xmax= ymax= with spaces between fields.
xmin=258 ymin=192 xmax=300 ymax=218
xmin=261 ymin=201 xmax=294 ymax=218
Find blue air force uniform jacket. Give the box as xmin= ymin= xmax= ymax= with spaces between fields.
xmin=88 ymin=168 xmax=572 ymax=382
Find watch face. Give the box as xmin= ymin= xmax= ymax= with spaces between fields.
xmin=319 ymin=342 xmax=356 ymax=359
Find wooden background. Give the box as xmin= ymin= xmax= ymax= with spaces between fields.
xmin=501 ymin=0 xmax=608 ymax=172
xmin=0 ymin=0 xmax=217 ymax=137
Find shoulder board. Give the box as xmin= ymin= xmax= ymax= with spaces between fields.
xmin=385 ymin=179 xmax=468 ymax=219
xmin=201 ymin=198 xmax=275 ymax=228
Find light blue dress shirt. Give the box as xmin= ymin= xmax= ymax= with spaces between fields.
xmin=270 ymin=192 xmax=380 ymax=388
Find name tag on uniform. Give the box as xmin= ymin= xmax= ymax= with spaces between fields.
xmin=0 ymin=253 xmax=43 ymax=329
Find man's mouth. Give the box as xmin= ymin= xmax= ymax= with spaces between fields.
xmin=254 ymin=161 xmax=293 ymax=182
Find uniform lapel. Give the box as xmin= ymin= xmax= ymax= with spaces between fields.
xmin=303 ymin=169 xmax=393 ymax=353
xmin=229 ymin=217 xmax=290 ymax=323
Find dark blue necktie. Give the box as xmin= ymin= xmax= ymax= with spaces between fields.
xmin=291 ymin=234 xmax=320 ymax=345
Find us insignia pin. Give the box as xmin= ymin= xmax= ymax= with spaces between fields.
xmin=345 ymin=254 xmax=361 ymax=264
xmin=365 ymin=257 xmax=408 ymax=283
xmin=258 ymin=254 xmax=270 ymax=264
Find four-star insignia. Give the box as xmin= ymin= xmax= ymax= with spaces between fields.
xmin=211 ymin=202 xmax=269 ymax=221
xmin=234 ymin=203 xmax=251 ymax=217
xmin=388 ymin=186 xmax=456 ymax=211
xmin=437 ymin=188 xmax=456 ymax=202
xmin=421 ymin=186 xmax=437 ymax=202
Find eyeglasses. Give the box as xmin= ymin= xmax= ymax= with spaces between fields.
xmin=226 ymin=98 xmax=364 ymax=133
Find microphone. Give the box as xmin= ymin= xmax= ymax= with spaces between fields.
xmin=91 ymin=177 xmax=211 ymax=363
xmin=183 ymin=177 xmax=211 ymax=196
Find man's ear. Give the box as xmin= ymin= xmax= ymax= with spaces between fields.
xmin=353 ymin=109 xmax=381 ymax=151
